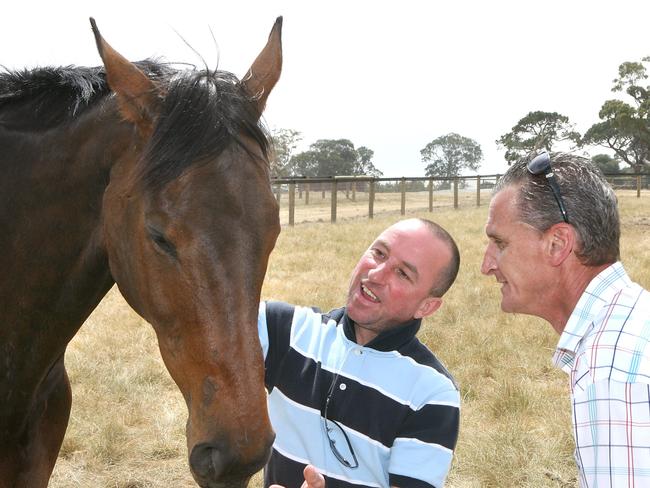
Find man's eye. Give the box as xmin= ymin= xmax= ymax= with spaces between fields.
xmin=396 ymin=268 xmax=410 ymax=280
xmin=489 ymin=237 xmax=505 ymax=250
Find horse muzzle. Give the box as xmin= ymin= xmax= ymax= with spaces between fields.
xmin=189 ymin=433 xmax=275 ymax=488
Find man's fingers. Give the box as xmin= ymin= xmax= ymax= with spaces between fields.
xmin=303 ymin=465 xmax=325 ymax=488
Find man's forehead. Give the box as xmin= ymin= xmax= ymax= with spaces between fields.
xmin=383 ymin=219 xmax=426 ymax=237
xmin=374 ymin=228 xmax=416 ymax=247
xmin=489 ymin=187 xmax=519 ymax=220
xmin=375 ymin=221 xmax=443 ymax=254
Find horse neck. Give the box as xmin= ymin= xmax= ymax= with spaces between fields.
xmin=0 ymin=100 xmax=139 ymax=371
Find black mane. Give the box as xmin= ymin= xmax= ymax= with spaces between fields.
xmin=0 ymin=61 xmax=270 ymax=188
xmin=0 ymin=61 xmax=171 ymax=131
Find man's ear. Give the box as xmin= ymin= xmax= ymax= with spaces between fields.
xmin=414 ymin=297 xmax=443 ymax=319
xmin=546 ymin=223 xmax=575 ymax=266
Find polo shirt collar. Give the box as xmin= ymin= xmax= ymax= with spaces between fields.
xmin=340 ymin=309 xmax=421 ymax=351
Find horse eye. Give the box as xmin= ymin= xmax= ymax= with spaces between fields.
xmin=147 ymin=226 xmax=178 ymax=259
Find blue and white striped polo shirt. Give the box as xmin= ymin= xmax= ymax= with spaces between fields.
xmin=259 ymin=301 xmax=460 ymax=488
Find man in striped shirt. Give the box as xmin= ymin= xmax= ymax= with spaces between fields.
xmin=481 ymin=152 xmax=650 ymax=487
xmin=260 ymin=218 xmax=461 ymax=487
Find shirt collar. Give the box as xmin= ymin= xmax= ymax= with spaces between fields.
xmin=552 ymin=262 xmax=630 ymax=370
xmin=340 ymin=309 xmax=421 ymax=351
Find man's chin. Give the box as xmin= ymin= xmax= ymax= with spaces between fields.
xmin=500 ymin=299 xmax=521 ymax=314
xmin=346 ymin=307 xmax=361 ymax=324
xmin=346 ymin=306 xmax=375 ymax=328
xmin=346 ymin=295 xmax=371 ymax=321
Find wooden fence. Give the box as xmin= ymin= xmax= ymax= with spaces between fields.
xmin=271 ymin=174 xmax=650 ymax=226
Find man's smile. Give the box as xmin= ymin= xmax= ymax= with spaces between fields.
xmin=361 ymin=283 xmax=380 ymax=302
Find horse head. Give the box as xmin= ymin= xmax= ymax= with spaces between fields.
xmin=91 ymin=18 xmax=282 ymax=487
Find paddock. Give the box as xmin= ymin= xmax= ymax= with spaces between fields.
xmin=272 ymin=176 xmax=650 ymax=226
xmin=51 ymin=191 xmax=650 ymax=487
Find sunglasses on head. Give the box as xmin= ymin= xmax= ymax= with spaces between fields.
xmin=526 ymin=152 xmax=569 ymax=224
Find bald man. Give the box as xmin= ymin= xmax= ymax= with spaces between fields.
xmin=260 ymin=218 xmax=461 ymax=488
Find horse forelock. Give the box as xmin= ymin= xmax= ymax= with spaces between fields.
xmin=139 ymin=68 xmax=271 ymax=191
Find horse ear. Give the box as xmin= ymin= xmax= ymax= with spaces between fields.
xmin=242 ymin=16 xmax=283 ymax=115
xmin=90 ymin=18 xmax=159 ymax=135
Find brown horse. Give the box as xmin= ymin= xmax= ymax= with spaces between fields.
xmin=0 ymin=17 xmax=282 ymax=488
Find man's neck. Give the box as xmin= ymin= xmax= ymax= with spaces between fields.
xmin=546 ymin=261 xmax=612 ymax=334
xmin=354 ymin=325 xmax=378 ymax=346
xmin=346 ymin=315 xmax=421 ymax=351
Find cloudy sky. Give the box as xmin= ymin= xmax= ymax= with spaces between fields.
xmin=3 ymin=0 xmax=649 ymax=176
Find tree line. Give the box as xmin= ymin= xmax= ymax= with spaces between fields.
xmin=270 ymin=56 xmax=650 ymax=178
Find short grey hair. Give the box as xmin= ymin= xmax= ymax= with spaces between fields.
xmin=494 ymin=152 xmax=620 ymax=266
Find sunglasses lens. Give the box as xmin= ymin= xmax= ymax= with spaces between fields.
xmin=527 ymin=153 xmax=551 ymax=175
xmin=323 ymin=418 xmax=358 ymax=468
xmin=525 ymin=152 xmax=570 ymax=223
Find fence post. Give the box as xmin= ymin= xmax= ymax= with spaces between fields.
xmin=637 ymin=175 xmax=641 ymax=198
xmin=352 ymin=178 xmax=356 ymax=202
xmin=428 ymin=178 xmax=433 ymax=212
xmin=288 ymin=181 xmax=295 ymax=226
xmin=305 ymin=183 xmax=310 ymax=205
xmin=369 ymin=179 xmax=375 ymax=219
xmin=400 ymin=178 xmax=406 ymax=216
xmin=453 ymin=177 xmax=459 ymax=209
xmin=476 ymin=175 xmax=481 ymax=207
xmin=331 ymin=180 xmax=338 ymax=223
xmin=275 ymin=187 xmax=281 ymax=206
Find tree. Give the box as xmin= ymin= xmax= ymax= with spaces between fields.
xmin=591 ymin=154 xmax=620 ymax=174
xmin=269 ymin=128 xmax=302 ymax=177
xmin=292 ymin=139 xmax=356 ymax=176
xmin=287 ymin=139 xmax=382 ymax=177
xmin=354 ymin=146 xmax=383 ymax=177
xmin=420 ymin=133 xmax=482 ymax=178
xmin=497 ymin=111 xmax=581 ymax=164
xmin=582 ymin=57 xmax=650 ymax=173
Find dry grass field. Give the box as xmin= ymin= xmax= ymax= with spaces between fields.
xmin=49 ymin=191 xmax=650 ymax=487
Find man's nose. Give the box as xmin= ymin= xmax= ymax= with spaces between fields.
xmin=480 ymin=246 xmax=495 ymax=276
xmin=367 ymin=262 xmax=389 ymax=282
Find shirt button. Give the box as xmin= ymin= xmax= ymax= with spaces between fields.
xmin=354 ymin=348 xmax=363 ymax=355
xmin=339 ymin=383 xmax=347 ymax=391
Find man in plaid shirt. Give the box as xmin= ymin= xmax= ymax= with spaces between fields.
xmin=481 ymin=151 xmax=650 ymax=487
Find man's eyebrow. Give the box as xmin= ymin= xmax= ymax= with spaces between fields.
xmin=374 ymin=238 xmax=389 ymax=249
xmin=484 ymin=225 xmax=499 ymax=240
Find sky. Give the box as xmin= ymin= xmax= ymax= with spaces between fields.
xmin=2 ymin=0 xmax=649 ymax=177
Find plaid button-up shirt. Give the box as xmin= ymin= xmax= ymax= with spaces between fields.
xmin=553 ymin=262 xmax=650 ymax=487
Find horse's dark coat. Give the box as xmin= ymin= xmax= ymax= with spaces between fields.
xmin=0 ymin=18 xmax=282 ymax=488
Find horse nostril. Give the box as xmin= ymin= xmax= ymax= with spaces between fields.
xmin=189 ymin=433 xmax=275 ymax=487
xmin=189 ymin=443 xmax=227 ymax=483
